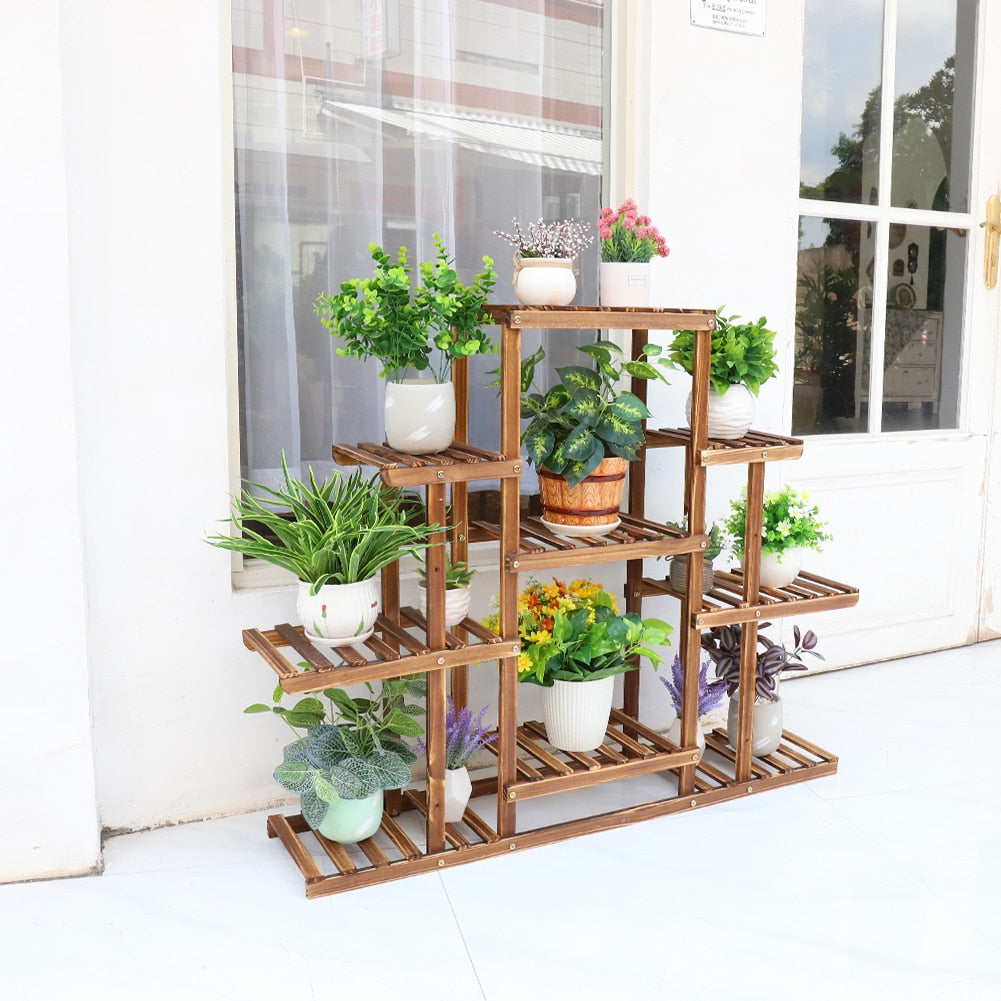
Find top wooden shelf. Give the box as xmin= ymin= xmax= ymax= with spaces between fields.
xmin=483 ymin=304 xmax=716 ymax=332
xmin=646 ymin=427 xmax=805 ymax=466
xmin=332 ymin=440 xmax=521 ymax=487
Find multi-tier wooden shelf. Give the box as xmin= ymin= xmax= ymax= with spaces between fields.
xmin=241 ymin=305 xmax=859 ymax=898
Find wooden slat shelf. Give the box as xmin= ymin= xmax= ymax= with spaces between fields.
xmin=242 ymin=611 xmax=518 ymax=694
xmin=332 ymin=440 xmax=521 ymax=487
xmin=265 ymin=720 xmax=838 ymax=898
xmin=640 ymin=568 xmax=860 ymax=628
xmin=484 ymin=303 xmax=717 ymax=332
xmin=471 ymin=512 xmax=709 ymax=573
xmin=646 ymin=426 xmax=805 ymax=466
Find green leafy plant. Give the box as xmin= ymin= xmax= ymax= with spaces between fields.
xmin=415 ymin=553 xmax=475 ymax=590
xmin=702 ymin=622 xmax=823 ymax=703
xmin=485 ymin=577 xmax=672 ymax=687
xmin=314 ymin=234 xmax=497 ymax=383
xmin=665 ymin=516 xmax=728 ymax=561
xmin=723 ymin=484 xmax=832 ymax=559
xmin=258 ymin=678 xmax=426 ymax=822
xmin=520 ymin=339 xmax=672 ymax=488
xmin=669 ymin=308 xmax=779 ymax=396
xmin=205 ymin=453 xmax=442 ymax=593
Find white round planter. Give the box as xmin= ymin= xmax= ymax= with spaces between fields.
xmin=444 ymin=766 xmax=473 ymax=823
xmin=298 ymin=577 xmax=380 ymax=647
xmin=667 ymin=716 xmax=706 ymax=759
xmin=316 ymin=789 xmax=383 ymax=844
xmin=685 ymin=383 xmax=755 ymax=440
xmin=541 ymin=675 xmax=615 ymax=753
xmin=599 ymin=261 xmax=651 ymax=307
xmin=513 ymin=257 xmax=576 ymax=306
xmin=747 ymin=546 xmax=806 ymax=589
xmin=726 ymin=694 xmax=784 ymax=758
xmin=418 ymin=583 xmax=472 ymax=629
xmin=384 ymin=379 xmax=455 ymax=454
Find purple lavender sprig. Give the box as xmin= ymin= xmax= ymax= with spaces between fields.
xmin=416 ymin=697 xmax=497 ymax=769
xmin=659 ymin=654 xmax=727 ymax=718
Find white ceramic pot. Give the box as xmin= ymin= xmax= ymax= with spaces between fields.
xmin=599 ymin=261 xmax=651 ymax=307
xmin=418 ymin=583 xmax=472 ymax=629
xmin=541 ymin=675 xmax=615 ymax=753
xmin=297 ymin=577 xmax=380 ymax=647
xmin=384 ymin=379 xmax=455 ymax=454
xmin=726 ymin=694 xmax=784 ymax=758
xmin=316 ymin=789 xmax=384 ymax=844
xmin=747 ymin=546 xmax=806 ymax=589
xmin=513 ymin=257 xmax=576 ymax=306
xmin=685 ymin=383 xmax=755 ymax=440
xmin=443 ymin=766 xmax=473 ymax=823
xmin=667 ymin=716 xmax=706 ymax=759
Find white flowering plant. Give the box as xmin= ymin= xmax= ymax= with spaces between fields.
xmin=723 ymin=484 xmax=832 ymax=560
xmin=494 ymin=218 xmax=594 ymax=260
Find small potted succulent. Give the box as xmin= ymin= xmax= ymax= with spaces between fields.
xmin=520 ymin=338 xmax=672 ymax=535
xmin=702 ymin=622 xmax=822 ymax=757
xmin=486 ymin=577 xmax=671 ymax=753
xmin=596 ymin=198 xmax=670 ymax=306
xmin=417 ymin=697 xmax=497 ymax=822
xmin=665 ymin=517 xmax=728 ymax=593
xmin=206 ymin=453 xmax=441 ymax=646
xmin=658 ymin=653 xmax=728 ymax=758
xmin=723 ymin=483 xmax=832 ymax=589
xmin=252 ymin=678 xmax=425 ymax=844
xmin=493 ymin=218 xmax=594 ymax=306
xmin=416 ymin=553 xmax=476 ymax=629
xmin=314 ymin=234 xmax=496 ymax=454
xmin=669 ymin=308 xmax=779 ymax=439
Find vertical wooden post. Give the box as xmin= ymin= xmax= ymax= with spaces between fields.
xmin=735 ymin=460 xmax=765 ymax=782
xmin=623 ymin=327 xmax=649 ymax=722
xmin=450 ymin=357 xmax=470 ymax=710
xmin=678 ymin=321 xmax=711 ymax=796
xmin=497 ymin=318 xmax=522 ymax=838
xmin=424 ymin=483 xmax=448 ymax=853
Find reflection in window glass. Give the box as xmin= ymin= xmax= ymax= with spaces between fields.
xmin=800 ymin=0 xmax=884 ymax=204
xmin=891 ymin=0 xmax=977 ymax=211
xmin=876 ymin=224 xmax=964 ymax=430
xmin=793 ymin=218 xmax=866 ymax=434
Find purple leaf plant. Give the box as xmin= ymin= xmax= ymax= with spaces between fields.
xmin=417 ymin=697 xmax=498 ymax=770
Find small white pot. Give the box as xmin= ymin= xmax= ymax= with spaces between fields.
xmin=541 ymin=675 xmax=615 ymax=753
xmin=667 ymin=716 xmax=706 ymax=759
xmin=746 ymin=546 xmax=806 ymax=589
xmin=599 ymin=261 xmax=651 ymax=307
xmin=384 ymin=379 xmax=455 ymax=454
xmin=297 ymin=577 xmax=380 ymax=646
xmin=513 ymin=256 xmax=576 ymax=306
xmin=726 ymin=694 xmax=784 ymax=758
xmin=443 ymin=766 xmax=473 ymax=823
xmin=685 ymin=383 xmax=755 ymax=440
xmin=418 ymin=583 xmax=472 ymax=629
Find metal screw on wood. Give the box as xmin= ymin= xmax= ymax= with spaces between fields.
xmin=508 ymin=790 xmax=516 ymax=799
xmin=436 ymin=470 xmax=445 ymax=479
xmin=509 ymin=842 xmax=517 ymax=850
xmin=690 ymin=799 xmax=697 ymax=807
xmin=746 ymin=786 xmax=754 ymax=794
xmin=437 ymin=657 xmax=445 ymax=665
xmin=512 ymin=560 xmax=520 ymax=569
xmin=458 ymin=533 xmax=465 ymax=542
xmin=437 ymin=859 xmax=445 ymax=867
xmin=513 ymin=463 xmax=521 ymax=473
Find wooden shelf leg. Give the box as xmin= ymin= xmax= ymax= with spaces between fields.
xmin=424 ymin=484 xmax=448 ymax=853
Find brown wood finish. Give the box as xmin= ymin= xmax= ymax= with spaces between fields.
xmin=241 ymin=305 xmax=856 ymax=897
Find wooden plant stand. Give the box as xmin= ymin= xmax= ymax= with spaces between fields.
xmin=240 ymin=306 xmax=859 ymax=898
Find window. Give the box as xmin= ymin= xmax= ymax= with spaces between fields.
xmin=232 ymin=0 xmax=606 ymax=491
xmin=795 ymin=0 xmax=977 ymax=434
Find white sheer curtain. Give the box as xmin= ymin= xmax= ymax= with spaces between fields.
xmin=233 ymin=0 xmax=604 ymax=489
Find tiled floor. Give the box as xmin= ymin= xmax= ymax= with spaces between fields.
xmin=3 ymin=641 xmax=1000 ymax=1000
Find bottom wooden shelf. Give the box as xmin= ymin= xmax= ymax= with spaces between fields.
xmin=267 ymin=726 xmax=838 ymax=898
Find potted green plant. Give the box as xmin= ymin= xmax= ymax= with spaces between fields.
xmin=314 ymin=234 xmax=496 ymax=454
xmin=493 ymin=218 xmax=594 ymax=306
xmin=206 ymin=453 xmax=441 ymax=646
xmin=658 ymin=653 xmax=728 ymax=757
xmin=722 ymin=483 xmax=832 ymax=589
xmin=520 ymin=338 xmax=672 ymax=535
xmin=596 ymin=198 xmax=670 ymax=306
xmin=665 ymin=517 xmax=728 ymax=593
xmin=415 ymin=552 xmax=476 ymax=628
xmin=416 ymin=697 xmax=497 ymax=822
xmin=669 ymin=307 xmax=780 ymax=439
xmin=486 ymin=577 xmax=671 ymax=753
xmin=702 ymin=622 xmax=822 ymax=757
xmin=265 ymin=680 xmax=425 ymax=844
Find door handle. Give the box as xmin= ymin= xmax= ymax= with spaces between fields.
xmin=981 ymin=194 xmax=1000 ymax=289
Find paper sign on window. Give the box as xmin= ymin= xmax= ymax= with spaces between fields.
xmin=691 ymin=0 xmax=766 ymax=37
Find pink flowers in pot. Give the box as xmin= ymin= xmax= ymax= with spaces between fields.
xmin=597 ymin=199 xmax=670 ymax=263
